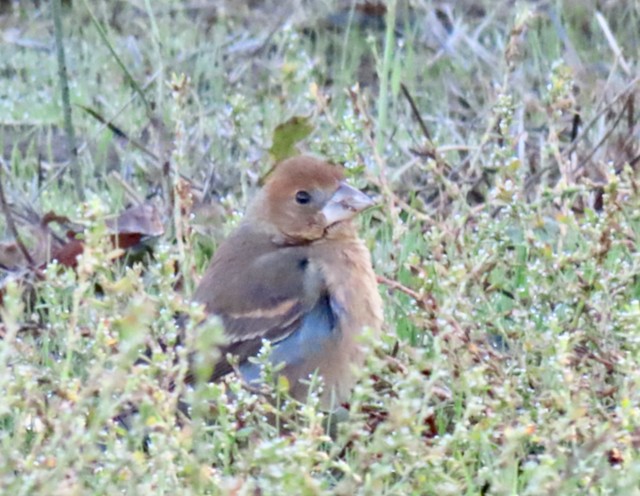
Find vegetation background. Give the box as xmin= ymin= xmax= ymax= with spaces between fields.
xmin=1 ymin=0 xmax=640 ymax=494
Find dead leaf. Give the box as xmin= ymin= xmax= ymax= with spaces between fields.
xmin=0 ymin=241 xmax=27 ymax=270
xmin=106 ymin=203 xmax=164 ymax=237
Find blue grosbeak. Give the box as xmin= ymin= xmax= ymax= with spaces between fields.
xmin=193 ymin=156 xmax=383 ymax=408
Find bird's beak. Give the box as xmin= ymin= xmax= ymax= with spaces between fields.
xmin=321 ymin=182 xmax=375 ymax=225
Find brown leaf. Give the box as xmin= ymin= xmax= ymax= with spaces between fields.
xmin=106 ymin=203 xmax=164 ymax=237
xmin=0 ymin=223 xmax=63 ymax=270
xmin=0 ymin=241 xmax=27 ymax=270
xmin=49 ymin=204 xmax=164 ymax=268
xmin=50 ymin=239 xmax=84 ymax=268
xmin=607 ymin=448 xmax=624 ymax=466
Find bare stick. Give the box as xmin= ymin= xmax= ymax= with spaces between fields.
xmin=400 ymin=83 xmax=433 ymax=144
xmin=52 ymin=0 xmax=84 ymax=201
xmin=376 ymin=274 xmax=434 ymax=311
xmin=0 ymin=161 xmax=34 ymax=267
xmin=580 ymin=95 xmax=631 ymax=167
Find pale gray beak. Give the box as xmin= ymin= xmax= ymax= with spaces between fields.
xmin=321 ymin=182 xmax=375 ymax=226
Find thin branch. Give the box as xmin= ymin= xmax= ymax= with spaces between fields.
xmin=595 ymin=11 xmax=631 ymax=76
xmin=628 ymin=153 xmax=640 ymax=168
xmin=77 ymin=104 xmax=159 ymax=162
xmin=376 ymin=274 xmax=434 ymax=311
xmin=0 ymin=161 xmax=34 ymax=267
xmin=400 ymin=82 xmax=451 ymax=174
xmin=80 ymin=0 xmax=151 ymax=116
xmin=580 ymin=95 xmax=631 ymax=167
xmin=400 ymin=83 xmax=433 ymax=144
xmin=52 ymin=0 xmax=84 ymax=200
xmin=563 ymin=75 xmax=640 ymax=158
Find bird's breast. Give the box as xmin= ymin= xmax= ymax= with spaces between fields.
xmin=312 ymin=239 xmax=383 ymax=335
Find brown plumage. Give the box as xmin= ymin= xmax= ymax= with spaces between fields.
xmin=193 ymin=155 xmax=383 ymax=408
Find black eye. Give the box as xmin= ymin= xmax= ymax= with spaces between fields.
xmin=295 ymin=190 xmax=311 ymax=204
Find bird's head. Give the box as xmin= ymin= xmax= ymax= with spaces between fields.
xmin=248 ymin=156 xmax=374 ymax=244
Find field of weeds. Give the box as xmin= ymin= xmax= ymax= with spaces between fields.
xmin=1 ymin=1 xmax=640 ymax=494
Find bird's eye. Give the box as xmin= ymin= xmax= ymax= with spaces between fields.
xmin=295 ymin=190 xmax=311 ymax=204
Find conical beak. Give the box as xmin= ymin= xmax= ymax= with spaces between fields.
xmin=321 ymin=182 xmax=375 ymax=226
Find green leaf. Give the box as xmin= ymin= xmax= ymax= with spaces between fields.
xmin=268 ymin=116 xmax=314 ymax=163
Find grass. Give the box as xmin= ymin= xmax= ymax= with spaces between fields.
xmin=1 ymin=0 xmax=640 ymax=494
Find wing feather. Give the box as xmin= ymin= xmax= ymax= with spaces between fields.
xmin=192 ymin=223 xmax=327 ymax=380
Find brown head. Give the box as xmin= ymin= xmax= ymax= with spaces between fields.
xmin=247 ymin=156 xmax=374 ymax=244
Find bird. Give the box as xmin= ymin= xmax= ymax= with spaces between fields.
xmin=192 ymin=155 xmax=383 ymax=409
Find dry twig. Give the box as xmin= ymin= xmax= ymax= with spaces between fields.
xmin=0 ymin=161 xmax=34 ymax=267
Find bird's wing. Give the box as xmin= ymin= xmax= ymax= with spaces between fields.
xmin=237 ymin=291 xmax=338 ymax=384
xmin=193 ymin=224 xmax=332 ymax=379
